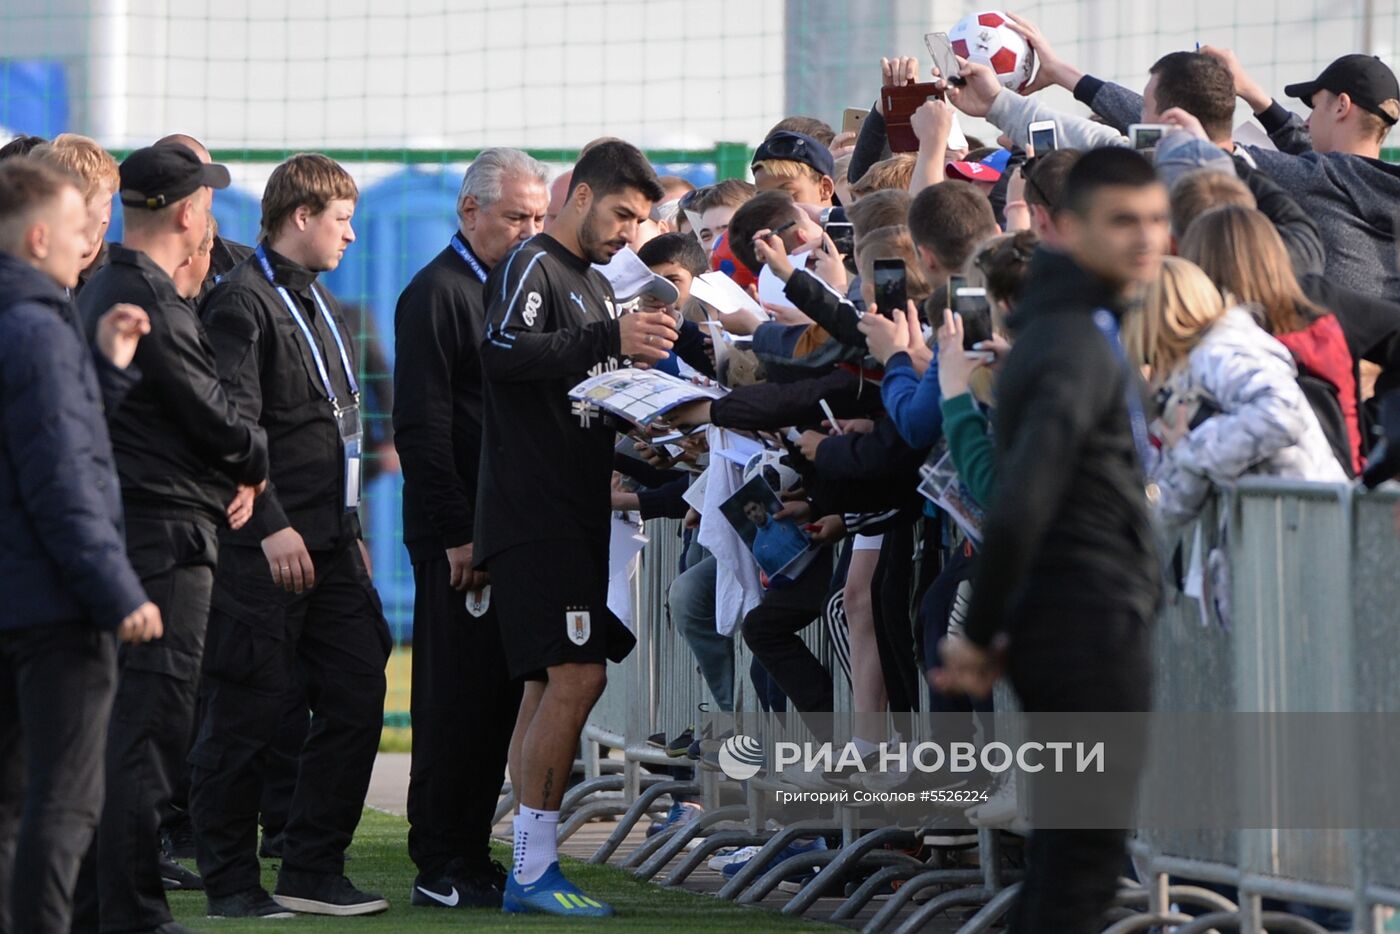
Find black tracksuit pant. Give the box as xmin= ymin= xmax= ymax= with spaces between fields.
xmin=740 ymin=549 xmax=835 ymax=721
xmin=0 ymin=622 xmax=118 ymax=934
xmin=77 ymin=515 xmax=219 ymax=933
xmin=1003 ymin=602 xmax=1152 ymax=934
xmin=406 ymin=555 xmax=520 ymax=878
xmin=189 ymin=539 xmax=389 ymax=897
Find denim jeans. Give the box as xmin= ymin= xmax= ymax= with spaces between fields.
xmin=667 ymin=551 xmax=733 ymax=712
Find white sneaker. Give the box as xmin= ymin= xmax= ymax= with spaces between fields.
xmin=777 ymin=762 xmax=839 ymax=792
xmin=707 ymin=845 xmax=759 ymax=872
xmin=853 ymin=749 xmax=913 ymax=793
xmin=966 ymin=774 xmax=1018 ymax=828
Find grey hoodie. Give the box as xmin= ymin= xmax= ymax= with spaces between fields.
xmin=1078 ymin=76 xmax=1400 ymax=301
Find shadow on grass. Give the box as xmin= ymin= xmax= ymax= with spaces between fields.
xmin=169 ymin=808 xmax=833 ymax=931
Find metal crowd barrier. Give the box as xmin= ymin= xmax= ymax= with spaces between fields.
xmin=550 ymin=480 xmax=1400 ymax=932
xmin=1125 ymin=478 xmax=1400 ymax=934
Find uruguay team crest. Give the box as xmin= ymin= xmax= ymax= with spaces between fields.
xmin=566 ymin=609 xmax=591 ymax=646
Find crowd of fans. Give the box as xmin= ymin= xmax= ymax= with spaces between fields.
xmin=3 ymin=11 xmax=1400 ymax=932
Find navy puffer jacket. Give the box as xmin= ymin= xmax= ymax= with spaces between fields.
xmin=0 ymin=251 xmax=147 ymax=632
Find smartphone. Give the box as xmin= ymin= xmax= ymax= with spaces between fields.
xmin=923 ymin=32 xmax=965 ymax=87
xmin=824 ymin=221 xmax=855 ymax=257
xmin=1128 ymin=123 xmax=1171 ymax=150
xmin=946 ymin=274 xmax=968 ymax=304
xmin=842 ymin=107 xmax=868 ymax=136
xmin=954 ymin=288 xmax=993 ymax=349
xmin=872 ymin=259 xmax=908 ymax=318
xmin=1028 ymin=119 xmax=1058 ymax=154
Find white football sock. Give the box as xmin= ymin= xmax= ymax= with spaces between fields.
xmin=853 ymin=736 xmax=880 ymax=760
xmin=512 ymin=806 xmax=560 ymax=885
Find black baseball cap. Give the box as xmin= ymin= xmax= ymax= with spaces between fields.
xmin=119 ymin=144 xmax=230 ymax=209
xmin=1284 ymin=54 xmax=1400 ymax=125
xmin=752 ymin=131 xmax=835 ymax=178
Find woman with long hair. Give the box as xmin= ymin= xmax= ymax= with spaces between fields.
xmin=1123 ymin=257 xmax=1346 ymax=527
xmin=1179 ymin=205 xmax=1359 ymax=475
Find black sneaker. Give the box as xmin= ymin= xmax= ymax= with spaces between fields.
xmin=274 ymin=870 xmax=389 ymax=916
xmin=161 ymin=812 xmax=196 ymax=861
xmin=665 ymin=727 xmax=696 ymax=757
xmin=206 ymin=887 xmax=295 ymax=919
xmin=159 ymin=851 xmax=203 ymax=891
xmin=411 ymin=857 xmax=506 ymax=909
xmin=646 ymin=731 xmax=668 ymax=750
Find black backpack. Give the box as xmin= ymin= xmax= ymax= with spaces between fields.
xmin=1296 ymin=373 xmax=1354 ymax=478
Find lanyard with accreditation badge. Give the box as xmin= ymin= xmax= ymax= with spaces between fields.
xmin=449 ymin=233 xmax=488 ymax=283
xmin=254 ymin=244 xmax=364 ymax=511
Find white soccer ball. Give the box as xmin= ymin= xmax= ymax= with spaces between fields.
xmin=743 ymin=449 xmax=802 ymax=496
xmin=948 ymin=10 xmax=1037 ymax=91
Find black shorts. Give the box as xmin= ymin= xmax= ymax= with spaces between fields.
xmin=486 ymin=539 xmax=637 ymax=681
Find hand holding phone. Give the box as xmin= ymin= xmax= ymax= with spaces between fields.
xmin=873 ymin=259 xmax=908 ymax=318
xmin=1128 ymin=123 xmax=1171 ymax=150
xmin=1028 ymin=119 xmax=1058 ymax=154
xmin=924 ymin=32 xmax=966 ymax=87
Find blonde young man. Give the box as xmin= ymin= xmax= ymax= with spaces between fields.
xmin=28 ymin=133 xmax=120 ymax=292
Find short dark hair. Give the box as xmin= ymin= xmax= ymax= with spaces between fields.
xmin=687 ymin=178 xmax=756 ymax=214
xmin=906 ymin=182 xmax=998 ymax=270
xmin=1064 ymin=147 xmax=1162 ymax=217
xmin=1150 ymin=52 xmax=1237 ymax=142
xmin=0 ymin=134 xmax=47 ymax=162
xmin=767 ymin=116 xmax=836 ymax=147
xmin=726 ymin=190 xmax=802 ymax=275
xmin=847 ymin=188 xmax=912 ymax=241
xmin=1025 ymin=148 xmax=1081 ymax=212
xmin=567 ymin=140 xmax=664 ymax=203
xmin=638 ymin=232 xmax=708 ymax=277
xmin=0 ymin=158 xmax=80 ymax=250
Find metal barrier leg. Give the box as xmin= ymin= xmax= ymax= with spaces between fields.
xmin=734 ymin=849 xmax=839 ymax=905
xmin=714 ymin=820 xmax=841 ymax=900
xmin=1173 ymin=912 xmax=1329 ymax=934
xmin=642 ymin=829 xmax=769 ymax=884
xmin=558 ymin=799 xmax=630 ymax=843
xmin=559 ymin=774 xmax=625 ymax=815
xmin=860 ymin=870 xmax=991 ymax=934
xmin=586 ymin=779 xmax=699 ymax=865
xmin=622 ymin=804 xmax=748 ymax=871
xmin=886 ymin=886 xmax=997 ymax=934
xmin=1113 ymin=884 xmax=1238 ymax=915
xmin=952 ymin=883 xmax=1023 ymax=934
xmin=779 ymin=826 xmax=918 ymax=916
xmin=492 ymin=787 xmax=515 ymax=826
xmin=831 ymin=865 xmax=927 ymax=922
xmin=1102 ymin=912 xmax=1196 ymax=934
xmin=781 ymin=851 xmax=927 ymax=918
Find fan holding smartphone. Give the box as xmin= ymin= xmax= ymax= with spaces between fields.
xmin=872 ymin=259 xmax=908 ymax=318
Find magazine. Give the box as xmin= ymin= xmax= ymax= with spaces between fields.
xmin=917 ymin=449 xmax=986 ymax=545
xmin=718 ymin=474 xmax=818 ymax=585
xmin=569 ymin=368 xmax=726 ymax=429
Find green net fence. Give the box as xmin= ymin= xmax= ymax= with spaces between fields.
xmin=3 ymin=0 xmax=1398 ymax=727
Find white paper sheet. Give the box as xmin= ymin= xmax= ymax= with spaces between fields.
xmin=691 ymin=271 xmax=766 ymax=324
xmin=594 ymin=246 xmax=656 ymax=302
xmin=606 ymin=515 xmax=649 ymax=631
xmin=756 ymin=250 xmax=810 ymax=311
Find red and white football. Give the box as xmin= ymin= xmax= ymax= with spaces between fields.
xmin=948 ymin=10 xmax=1037 ymax=91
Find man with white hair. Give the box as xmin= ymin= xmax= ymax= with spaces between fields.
xmin=392 ymin=147 xmax=548 ymax=910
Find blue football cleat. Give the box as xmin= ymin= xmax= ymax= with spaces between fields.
xmin=502 ymin=862 xmax=614 ymax=917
